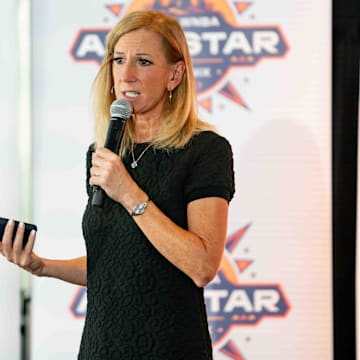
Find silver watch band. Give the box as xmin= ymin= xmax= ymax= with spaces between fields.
xmin=130 ymin=198 xmax=150 ymax=216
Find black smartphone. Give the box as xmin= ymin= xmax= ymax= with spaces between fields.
xmin=0 ymin=217 xmax=37 ymax=247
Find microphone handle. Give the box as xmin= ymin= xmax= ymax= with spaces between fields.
xmin=91 ymin=118 xmax=126 ymax=207
xmin=91 ymin=185 xmax=105 ymax=207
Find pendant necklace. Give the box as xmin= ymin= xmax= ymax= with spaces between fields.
xmin=130 ymin=143 xmax=152 ymax=169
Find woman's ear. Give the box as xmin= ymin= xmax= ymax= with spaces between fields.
xmin=168 ymin=61 xmax=186 ymax=91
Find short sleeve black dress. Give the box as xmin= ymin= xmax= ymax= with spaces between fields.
xmin=78 ymin=131 xmax=235 ymax=360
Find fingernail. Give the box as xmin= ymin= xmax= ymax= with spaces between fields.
xmin=7 ymin=219 xmax=14 ymax=226
xmin=19 ymin=222 xmax=25 ymax=228
xmin=30 ymin=229 xmax=36 ymax=236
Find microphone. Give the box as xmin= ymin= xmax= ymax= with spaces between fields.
xmin=91 ymin=98 xmax=133 ymax=207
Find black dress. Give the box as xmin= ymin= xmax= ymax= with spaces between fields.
xmin=78 ymin=131 xmax=235 ymax=360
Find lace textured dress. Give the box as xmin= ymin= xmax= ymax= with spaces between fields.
xmin=78 ymin=131 xmax=235 ymax=359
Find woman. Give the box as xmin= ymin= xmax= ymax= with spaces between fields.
xmin=0 ymin=10 xmax=235 ymax=359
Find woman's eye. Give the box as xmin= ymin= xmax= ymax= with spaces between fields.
xmin=139 ymin=58 xmax=152 ymax=66
xmin=113 ymin=57 xmax=124 ymax=64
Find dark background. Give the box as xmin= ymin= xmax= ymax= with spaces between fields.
xmin=333 ymin=0 xmax=359 ymax=358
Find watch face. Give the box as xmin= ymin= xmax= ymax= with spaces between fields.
xmin=135 ymin=204 xmax=145 ymax=214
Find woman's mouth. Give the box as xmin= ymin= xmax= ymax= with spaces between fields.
xmin=124 ymin=91 xmax=140 ymax=98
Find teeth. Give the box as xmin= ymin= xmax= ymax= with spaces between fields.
xmin=125 ymin=91 xmax=139 ymax=98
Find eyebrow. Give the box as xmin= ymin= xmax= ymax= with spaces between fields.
xmin=113 ymin=51 xmax=153 ymax=56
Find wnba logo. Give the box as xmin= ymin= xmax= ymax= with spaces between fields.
xmin=70 ymin=0 xmax=289 ymax=98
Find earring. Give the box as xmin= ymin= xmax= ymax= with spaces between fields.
xmin=169 ymin=90 xmax=173 ymax=103
xmin=110 ymin=86 xmax=114 ymax=94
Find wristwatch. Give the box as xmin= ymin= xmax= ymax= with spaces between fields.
xmin=130 ymin=199 xmax=150 ymax=216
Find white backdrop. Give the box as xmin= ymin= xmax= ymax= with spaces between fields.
xmin=0 ymin=0 xmax=332 ymax=359
xmin=0 ymin=1 xmax=22 ymax=359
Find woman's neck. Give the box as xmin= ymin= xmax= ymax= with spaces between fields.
xmin=133 ymin=114 xmax=160 ymax=143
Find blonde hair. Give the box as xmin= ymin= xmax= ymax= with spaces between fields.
xmin=92 ymin=10 xmax=213 ymax=156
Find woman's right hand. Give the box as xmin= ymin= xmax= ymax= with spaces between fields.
xmin=0 ymin=220 xmax=44 ymax=276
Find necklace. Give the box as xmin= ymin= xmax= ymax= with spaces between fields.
xmin=130 ymin=143 xmax=152 ymax=169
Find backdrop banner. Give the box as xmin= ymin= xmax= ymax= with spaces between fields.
xmin=31 ymin=1 xmax=332 ymax=359
xmin=0 ymin=1 xmax=22 ymax=359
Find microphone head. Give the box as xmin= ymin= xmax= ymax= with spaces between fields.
xmin=110 ymin=99 xmax=133 ymax=119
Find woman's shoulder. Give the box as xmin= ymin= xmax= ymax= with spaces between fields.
xmin=188 ymin=130 xmax=232 ymax=151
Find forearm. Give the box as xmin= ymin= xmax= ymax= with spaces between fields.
xmin=129 ymin=197 xmax=228 ymax=288
xmin=41 ymin=256 xmax=87 ymax=286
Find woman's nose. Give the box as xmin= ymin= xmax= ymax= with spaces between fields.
xmin=121 ymin=62 xmax=137 ymax=82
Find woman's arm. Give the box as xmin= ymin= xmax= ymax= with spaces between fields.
xmin=0 ymin=220 xmax=87 ymax=286
xmin=132 ymin=196 xmax=228 ymax=288
xmin=39 ymin=257 xmax=87 ymax=286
